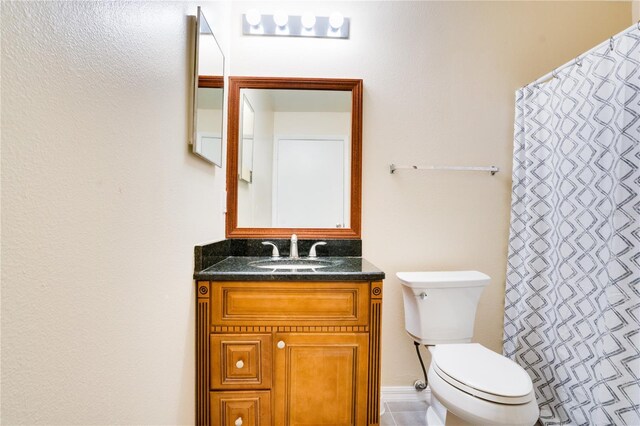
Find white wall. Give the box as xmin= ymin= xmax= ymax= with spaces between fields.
xmin=229 ymin=1 xmax=631 ymax=387
xmin=1 ymin=1 xmax=229 ymax=424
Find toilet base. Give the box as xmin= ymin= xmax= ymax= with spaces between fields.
xmin=426 ymin=391 xmax=477 ymax=426
xmin=425 ymin=390 xmax=445 ymax=425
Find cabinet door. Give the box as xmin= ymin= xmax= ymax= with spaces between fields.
xmin=273 ymin=333 xmax=368 ymax=426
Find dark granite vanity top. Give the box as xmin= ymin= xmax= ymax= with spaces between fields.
xmin=194 ymin=256 xmax=385 ymax=281
xmin=194 ymin=238 xmax=385 ymax=281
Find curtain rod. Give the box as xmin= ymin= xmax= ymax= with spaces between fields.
xmin=527 ymin=21 xmax=639 ymax=87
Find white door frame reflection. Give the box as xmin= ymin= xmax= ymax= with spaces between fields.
xmin=239 ymin=95 xmax=254 ymax=182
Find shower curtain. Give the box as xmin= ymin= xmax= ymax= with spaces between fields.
xmin=504 ymin=26 xmax=639 ymax=426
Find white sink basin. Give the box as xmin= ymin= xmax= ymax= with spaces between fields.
xmin=249 ymin=258 xmax=337 ymax=270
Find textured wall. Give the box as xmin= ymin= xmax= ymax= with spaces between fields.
xmin=228 ymin=1 xmax=630 ymax=387
xmin=1 ymin=1 xmax=228 ymax=424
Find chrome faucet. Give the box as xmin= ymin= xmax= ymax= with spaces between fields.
xmin=308 ymin=241 xmax=327 ymax=258
xmin=261 ymin=241 xmax=280 ymax=258
xmin=290 ymin=234 xmax=299 ymax=259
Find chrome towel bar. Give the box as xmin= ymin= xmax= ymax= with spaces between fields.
xmin=389 ymin=164 xmax=499 ymax=175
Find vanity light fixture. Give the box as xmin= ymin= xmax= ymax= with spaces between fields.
xmin=245 ymin=9 xmax=261 ymax=27
xmin=242 ymin=11 xmax=349 ymax=39
xmin=327 ymin=12 xmax=345 ymax=37
xmin=301 ymin=13 xmax=316 ymax=30
xmin=329 ymin=12 xmax=345 ymax=30
xmin=273 ymin=11 xmax=288 ymax=28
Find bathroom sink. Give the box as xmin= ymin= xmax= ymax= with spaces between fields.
xmin=249 ymin=258 xmax=338 ymax=270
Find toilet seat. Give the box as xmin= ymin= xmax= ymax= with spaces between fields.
xmin=427 ymin=364 xmax=539 ymax=426
xmin=431 ymin=343 xmax=534 ymax=405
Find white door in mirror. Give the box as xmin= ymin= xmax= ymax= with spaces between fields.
xmin=274 ymin=138 xmax=346 ymax=228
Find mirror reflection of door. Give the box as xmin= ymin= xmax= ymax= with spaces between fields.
xmin=274 ymin=138 xmax=347 ymax=228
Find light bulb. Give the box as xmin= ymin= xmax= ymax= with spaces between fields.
xmin=329 ymin=12 xmax=344 ymax=30
xmin=301 ymin=13 xmax=316 ymax=30
xmin=245 ymin=9 xmax=261 ymax=27
xmin=273 ymin=11 xmax=288 ymax=28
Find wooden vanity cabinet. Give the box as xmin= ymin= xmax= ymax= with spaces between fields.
xmin=196 ymin=280 xmax=383 ymax=426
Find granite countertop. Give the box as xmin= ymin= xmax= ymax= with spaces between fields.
xmin=194 ymin=256 xmax=385 ymax=281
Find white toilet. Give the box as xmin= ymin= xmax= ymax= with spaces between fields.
xmin=397 ymin=271 xmax=539 ymax=426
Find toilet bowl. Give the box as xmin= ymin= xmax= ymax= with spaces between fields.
xmin=427 ymin=343 xmax=538 ymax=425
xmin=397 ymin=271 xmax=539 ymax=426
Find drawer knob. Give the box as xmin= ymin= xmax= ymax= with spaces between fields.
xmin=235 ymin=417 xmax=243 ymax=426
xmin=277 ymin=340 xmax=286 ymax=349
xmin=235 ymin=359 xmax=244 ymax=369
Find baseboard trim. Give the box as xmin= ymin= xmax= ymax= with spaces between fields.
xmin=381 ymin=385 xmax=430 ymax=403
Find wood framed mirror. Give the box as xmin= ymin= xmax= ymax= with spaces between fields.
xmin=226 ymin=77 xmax=362 ymax=239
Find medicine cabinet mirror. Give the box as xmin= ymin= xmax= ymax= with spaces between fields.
xmin=191 ymin=7 xmax=224 ymax=166
xmin=226 ymin=77 xmax=362 ymax=239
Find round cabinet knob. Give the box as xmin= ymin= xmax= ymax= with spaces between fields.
xmin=277 ymin=340 xmax=286 ymax=349
xmin=235 ymin=360 xmax=244 ymax=369
xmin=235 ymin=417 xmax=243 ymax=426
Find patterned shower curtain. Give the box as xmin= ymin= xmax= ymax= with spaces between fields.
xmin=504 ymin=26 xmax=639 ymax=426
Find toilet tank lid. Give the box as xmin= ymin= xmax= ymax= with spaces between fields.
xmin=396 ymin=271 xmax=490 ymax=288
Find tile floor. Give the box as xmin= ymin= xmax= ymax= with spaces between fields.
xmin=380 ymin=400 xmax=428 ymax=426
xmin=381 ymin=401 xmax=544 ymax=426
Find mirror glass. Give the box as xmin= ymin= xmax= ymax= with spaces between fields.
xmin=237 ymin=88 xmax=352 ymax=228
xmin=226 ymin=78 xmax=362 ymax=239
xmin=192 ymin=8 xmax=224 ymax=166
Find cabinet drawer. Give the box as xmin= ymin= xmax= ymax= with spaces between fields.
xmin=211 ymin=281 xmax=369 ymax=326
xmin=211 ymin=334 xmax=272 ymax=390
xmin=211 ymin=391 xmax=271 ymax=426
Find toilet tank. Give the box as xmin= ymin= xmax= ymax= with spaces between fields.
xmin=397 ymin=271 xmax=490 ymax=345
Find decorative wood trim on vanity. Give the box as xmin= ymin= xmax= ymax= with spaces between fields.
xmin=196 ymin=281 xmax=210 ymax=426
xmin=368 ymin=281 xmax=383 ymax=426
xmin=225 ymin=76 xmax=363 ymax=240
xmin=212 ymin=325 xmax=370 ymax=333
